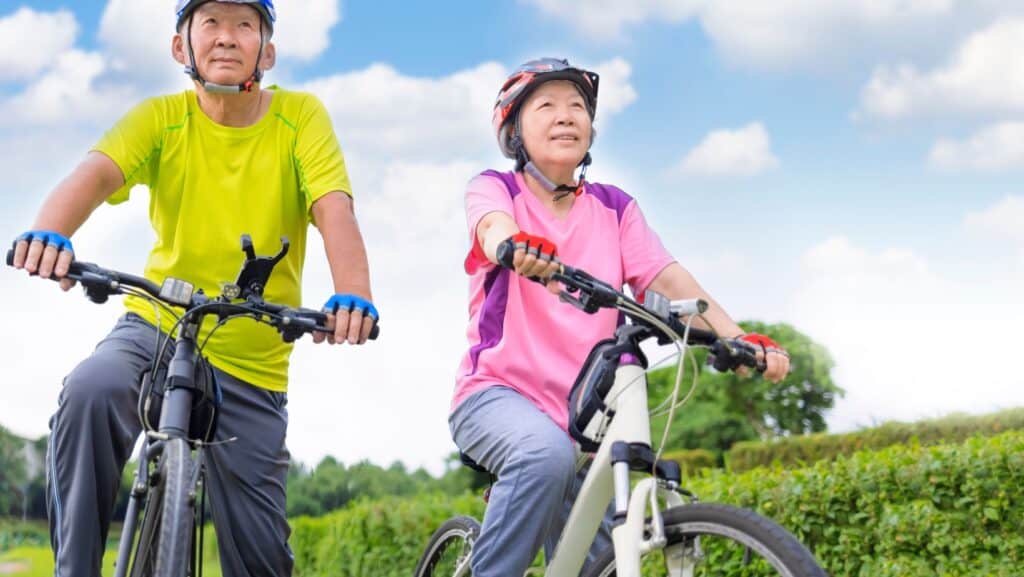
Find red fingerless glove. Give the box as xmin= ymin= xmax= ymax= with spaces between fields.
xmin=511 ymin=232 xmax=558 ymax=261
xmin=739 ymin=333 xmax=788 ymax=357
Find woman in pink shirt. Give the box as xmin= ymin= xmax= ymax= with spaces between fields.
xmin=449 ymin=58 xmax=790 ymax=577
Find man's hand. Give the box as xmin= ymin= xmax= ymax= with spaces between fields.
xmin=313 ymin=294 xmax=378 ymax=345
xmin=11 ymin=231 xmax=77 ymax=291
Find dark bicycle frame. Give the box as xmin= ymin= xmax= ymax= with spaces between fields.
xmin=7 ymin=234 xmax=377 ymax=577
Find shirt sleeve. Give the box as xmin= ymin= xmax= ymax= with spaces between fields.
xmin=294 ymin=93 xmax=352 ymax=215
xmin=620 ymin=200 xmax=675 ymax=295
xmin=92 ymin=97 xmax=165 ymax=205
xmin=463 ymin=173 xmax=515 ymax=274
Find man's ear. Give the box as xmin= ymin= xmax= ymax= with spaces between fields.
xmin=171 ymin=34 xmax=188 ymax=67
xmin=260 ymin=41 xmax=276 ymax=72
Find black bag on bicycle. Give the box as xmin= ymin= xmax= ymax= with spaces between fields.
xmin=568 ymin=339 xmax=645 ymax=452
xmin=139 ymin=355 xmax=221 ymax=443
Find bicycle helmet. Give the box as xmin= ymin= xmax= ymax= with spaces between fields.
xmin=176 ymin=0 xmax=275 ymax=31
xmin=175 ymin=0 xmax=277 ymax=93
xmin=492 ymin=58 xmax=600 ymax=197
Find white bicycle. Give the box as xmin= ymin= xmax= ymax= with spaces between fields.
xmin=415 ymin=251 xmax=827 ymax=577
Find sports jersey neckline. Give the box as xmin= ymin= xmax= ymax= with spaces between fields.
xmin=187 ymin=87 xmax=281 ymax=137
xmin=514 ymin=171 xmax=584 ymax=224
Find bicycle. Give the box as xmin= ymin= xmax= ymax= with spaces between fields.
xmin=6 ymin=234 xmax=378 ymax=577
xmin=415 ymin=242 xmax=826 ymax=577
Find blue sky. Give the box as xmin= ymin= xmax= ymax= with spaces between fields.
xmin=1 ymin=0 xmax=1022 ymax=473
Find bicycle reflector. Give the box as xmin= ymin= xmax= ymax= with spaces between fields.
xmin=159 ymin=277 xmax=194 ymax=307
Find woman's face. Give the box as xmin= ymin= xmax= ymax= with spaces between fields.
xmin=175 ymin=2 xmax=274 ymax=86
xmin=517 ymin=80 xmax=592 ymax=172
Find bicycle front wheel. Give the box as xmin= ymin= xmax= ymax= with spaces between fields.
xmin=153 ymin=438 xmax=196 ymax=577
xmin=414 ymin=515 xmax=480 ymax=577
xmin=583 ymin=503 xmax=826 ymax=577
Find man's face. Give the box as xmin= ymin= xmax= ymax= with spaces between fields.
xmin=175 ymin=2 xmax=273 ymax=86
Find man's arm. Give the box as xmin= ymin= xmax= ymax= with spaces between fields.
xmin=12 ymin=151 xmax=125 ymax=287
xmin=310 ymin=191 xmax=374 ymax=345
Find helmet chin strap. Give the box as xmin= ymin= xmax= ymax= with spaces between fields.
xmin=522 ymin=153 xmax=591 ymax=201
xmin=184 ymin=13 xmax=265 ymax=94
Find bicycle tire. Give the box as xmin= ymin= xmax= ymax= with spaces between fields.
xmin=582 ymin=503 xmax=826 ymax=577
xmin=153 ymin=438 xmax=196 ymax=577
xmin=414 ymin=515 xmax=481 ymax=577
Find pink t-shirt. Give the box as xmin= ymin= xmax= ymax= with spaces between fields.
xmin=451 ymin=170 xmax=675 ymax=432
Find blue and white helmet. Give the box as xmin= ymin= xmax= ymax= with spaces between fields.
xmin=175 ymin=0 xmax=276 ymax=32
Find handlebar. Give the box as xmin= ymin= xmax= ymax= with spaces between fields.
xmin=495 ymin=240 xmax=761 ymax=372
xmin=6 ymin=247 xmax=379 ymax=343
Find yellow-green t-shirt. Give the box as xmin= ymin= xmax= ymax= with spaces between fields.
xmin=93 ymin=88 xmax=351 ymax=391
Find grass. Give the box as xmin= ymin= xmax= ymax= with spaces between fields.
xmin=0 ymin=531 xmax=222 ymax=577
xmin=0 ymin=546 xmax=223 ymax=577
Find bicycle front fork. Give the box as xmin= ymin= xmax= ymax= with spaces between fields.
xmin=609 ymin=441 xmax=688 ymax=577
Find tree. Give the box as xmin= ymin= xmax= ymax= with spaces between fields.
xmin=648 ymin=321 xmax=841 ymax=461
xmin=0 ymin=426 xmax=29 ymax=517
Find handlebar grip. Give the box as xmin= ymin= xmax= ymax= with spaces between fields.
xmin=5 ymin=248 xmax=13 ymax=267
xmin=496 ymin=238 xmax=515 ymax=269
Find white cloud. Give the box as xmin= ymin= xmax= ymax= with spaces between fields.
xmin=526 ymin=0 xmax=703 ymax=39
xmin=0 ymin=50 xmax=136 ymax=128
xmin=700 ymin=0 xmax=956 ymax=69
xmin=860 ymin=18 xmax=1024 ymax=118
xmin=929 ymin=122 xmax=1024 ymax=171
xmin=301 ymin=62 xmax=506 ymax=163
xmin=98 ymin=0 xmax=181 ymax=88
xmin=525 ymin=0 xmax=1023 ymax=70
xmin=788 ymin=236 xmax=1024 ymax=431
xmin=0 ymin=7 xmax=78 ymax=81
xmin=964 ymin=195 xmax=1024 ymax=248
xmin=591 ymin=58 xmax=637 ymax=116
xmin=272 ymin=0 xmax=341 ymax=61
xmin=302 ymin=58 xmax=636 ymax=166
xmin=675 ymin=122 xmax=779 ymax=176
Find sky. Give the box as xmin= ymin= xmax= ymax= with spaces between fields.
xmin=1 ymin=0 xmax=1022 ymax=475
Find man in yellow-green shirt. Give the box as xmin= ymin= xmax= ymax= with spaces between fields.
xmin=9 ymin=2 xmax=374 ymax=575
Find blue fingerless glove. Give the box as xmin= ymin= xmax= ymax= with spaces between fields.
xmin=323 ymin=294 xmax=379 ymax=321
xmin=16 ymin=230 xmax=74 ymax=253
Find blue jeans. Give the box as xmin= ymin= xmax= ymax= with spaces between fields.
xmin=450 ymin=386 xmax=612 ymax=577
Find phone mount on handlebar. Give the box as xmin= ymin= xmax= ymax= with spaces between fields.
xmin=223 ymin=235 xmax=289 ymax=300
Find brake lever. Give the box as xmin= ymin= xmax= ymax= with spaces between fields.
xmin=708 ymin=340 xmax=766 ymax=373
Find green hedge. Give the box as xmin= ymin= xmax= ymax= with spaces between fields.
xmin=660 ymin=448 xmax=716 ymax=474
xmin=291 ymin=432 xmax=1024 ymax=577
xmin=726 ymin=407 xmax=1024 ymax=473
xmin=0 ymin=519 xmax=47 ymax=553
xmin=291 ymin=492 xmax=485 ymax=577
xmin=693 ymin=431 xmax=1024 ymax=577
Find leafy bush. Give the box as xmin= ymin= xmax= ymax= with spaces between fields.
xmin=291 ymin=492 xmax=485 ymax=577
xmin=726 ymin=407 xmax=1024 ymax=472
xmin=692 ymin=431 xmax=1024 ymax=577
xmin=0 ymin=520 xmax=48 ymax=553
xmin=660 ymin=448 xmax=715 ymax=474
xmin=291 ymin=432 xmax=1024 ymax=577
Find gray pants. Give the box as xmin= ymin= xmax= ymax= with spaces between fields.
xmin=47 ymin=313 xmax=293 ymax=577
xmin=450 ymin=386 xmax=612 ymax=577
